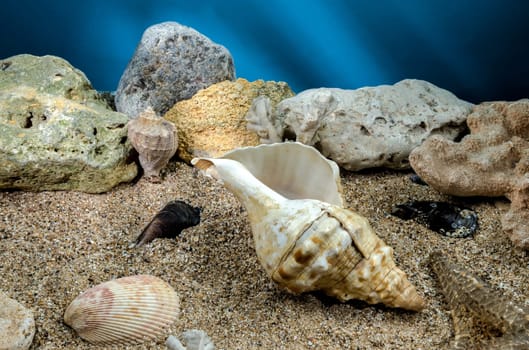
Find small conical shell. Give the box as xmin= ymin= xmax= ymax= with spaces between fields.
xmin=127 ymin=107 xmax=178 ymax=181
xmin=64 ymin=275 xmax=180 ymax=345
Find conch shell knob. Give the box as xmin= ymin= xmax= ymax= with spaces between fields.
xmin=274 ymin=202 xmax=425 ymax=311
xmin=127 ymin=107 xmax=178 ymax=182
xmin=192 ymin=142 xmax=425 ymax=311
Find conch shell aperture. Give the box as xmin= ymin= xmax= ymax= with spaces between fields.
xmin=192 ymin=142 xmax=425 ymax=311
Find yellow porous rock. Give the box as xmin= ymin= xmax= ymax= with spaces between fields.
xmin=164 ymin=78 xmax=294 ymax=163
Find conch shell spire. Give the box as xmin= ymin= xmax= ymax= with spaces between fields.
xmin=192 ymin=142 xmax=425 ymax=311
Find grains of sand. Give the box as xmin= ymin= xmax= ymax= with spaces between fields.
xmin=0 ymin=161 xmax=527 ymax=349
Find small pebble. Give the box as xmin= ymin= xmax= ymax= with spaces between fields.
xmin=0 ymin=291 xmax=35 ymax=350
xmin=409 ymin=174 xmax=428 ymax=186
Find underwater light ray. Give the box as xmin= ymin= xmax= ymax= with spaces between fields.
xmin=271 ymin=0 xmax=392 ymax=89
xmin=336 ymin=1 xmax=463 ymax=91
xmin=385 ymin=1 xmax=487 ymax=102
xmin=324 ymin=1 xmax=393 ymax=88
xmin=213 ymin=0 xmax=329 ymax=91
xmin=2 ymin=0 xmax=529 ymax=99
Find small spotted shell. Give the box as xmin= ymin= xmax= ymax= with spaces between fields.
xmin=127 ymin=107 xmax=178 ymax=181
xmin=64 ymin=275 xmax=180 ymax=345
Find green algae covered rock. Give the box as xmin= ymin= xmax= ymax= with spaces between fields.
xmin=0 ymin=54 xmax=137 ymax=193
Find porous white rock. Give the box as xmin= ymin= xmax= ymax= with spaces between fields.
xmin=247 ymin=79 xmax=473 ymax=170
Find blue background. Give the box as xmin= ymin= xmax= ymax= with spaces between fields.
xmin=2 ymin=0 xmax=528 ymax=103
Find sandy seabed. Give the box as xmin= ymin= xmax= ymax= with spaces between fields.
xmin=1 ymin=161 xmax=527 ymax=350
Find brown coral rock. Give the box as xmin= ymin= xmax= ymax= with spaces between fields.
xmin=410 ymin=100 xmax=529 ymax=249
xmin=164 ymin=78 xmax=294 ymax=163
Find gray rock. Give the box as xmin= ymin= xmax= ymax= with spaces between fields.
xmin=247 ymin=79 xmax=473 ymax=171
xmin=0 ymin=54 xmax=137 ymax=193
xmin=116 ymin=21 xmax=235 ymax=118
xmin=0 ymin=291 xmax=35 ymax=350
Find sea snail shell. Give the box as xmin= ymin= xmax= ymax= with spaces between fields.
xmin=127 ymin=107 xmax=178 ymax=181
xmin=192 ymin=142 xmax=425 ymax=311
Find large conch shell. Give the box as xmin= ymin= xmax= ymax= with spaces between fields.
xmin=127 ymin=107 xmax=178 ymax=182
xmin=64 ymin=275 xmax=180 ymax=345
xmin=192 ymin=142 xmax=425 ymax=311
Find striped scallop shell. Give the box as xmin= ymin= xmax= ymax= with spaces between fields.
xmin=64 ymin=275 xmax=180 ymax=345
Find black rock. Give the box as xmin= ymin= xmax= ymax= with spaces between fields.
xmin=409 ymin=174 xmax=428 ymax=186
xmin=391 ymin=200 xmax=478 ymax=238
xmin=134 ymin=200 xmax=201 ymax=247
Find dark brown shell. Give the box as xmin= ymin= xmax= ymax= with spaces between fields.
xmin=133 ymin=200 xmax=201 ymax=247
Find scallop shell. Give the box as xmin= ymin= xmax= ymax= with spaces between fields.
xmin=64 ymin=275 xmax=180 ymax=345
xmin=127 ymin=107 xmax=178 ymax=181
xmin=192 ymin=142 xmax=425 ymax=311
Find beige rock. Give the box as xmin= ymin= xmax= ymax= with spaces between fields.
xmin=0 ymin=291 xmax=35 ymax=350
xmin=410 ymin=100 xmax=529 ymax=249
xmin=164 ymin=78 xmax=294 ymax=162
